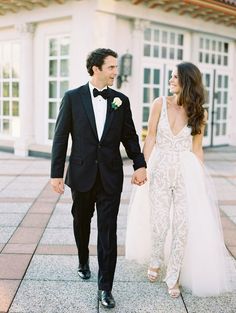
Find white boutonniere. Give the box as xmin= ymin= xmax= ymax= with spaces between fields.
xmin=111 ymin=97 xmax=122 ymax=110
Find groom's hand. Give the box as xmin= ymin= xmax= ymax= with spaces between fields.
xmin=51 ymin=178 xmax=65 ymax=194
xmin=131 ymin=168 xmax=147 ymax=186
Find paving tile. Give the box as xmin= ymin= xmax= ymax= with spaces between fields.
xmin=221 ymin=206 xmax=236 ymax=217
xmin=0 ymin=213 xmax=25 ymax=227
xmin=0 ymin=280 xmax=21 ymax=313
xmin=99 ymin=282 xmax=187 ymax=313
xmin=221 ymin=216 xmax=236 ymax=230
xmin=28 ymin=201 xmax=56 ymax=214
xmin=9 ymin=281 xmax=98 ymax=313
xmin=182 ymin=290 xmax=236 ymax=313
xmin=0 ymin=202 xmax=32 ymax=213
xmin=21 ymin=213 xmax=51 ymax=228
xmin=9 ymin=227 xmax=44 ymax=244
xmin=40 ymin=228 xmax=74 ymax=245
xmin=224 ymin=229 xmax=236 ymax=246
xmin=2 ymin=243 xmax=37 ymax=254
xmin=0 ymin=243 xmax=4 ymax=251
xmin=24 ymin=255 xmax=98 ymax=281
xmin=0 ymin=226 xmax=16 ymax=244
xmin=35 ymin=244 xmax=77 ymax=255
xmin=0 ymin=254 xmax=32 ymax=279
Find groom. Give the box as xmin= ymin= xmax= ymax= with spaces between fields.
xmin=50 ymin=48 xmax=147 ymax=309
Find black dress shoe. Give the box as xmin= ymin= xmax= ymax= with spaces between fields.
xmin=77 ymin=262 xmax=91 ymax=280
xmin=98 ymin=290 xmax=115 ymax=309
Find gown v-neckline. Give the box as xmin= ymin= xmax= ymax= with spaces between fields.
xmin=164 ymin=97 xmax=188 ymax=137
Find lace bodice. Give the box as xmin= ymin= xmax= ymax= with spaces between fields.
xmin=156 ymin=97 xmax=192 ymax=153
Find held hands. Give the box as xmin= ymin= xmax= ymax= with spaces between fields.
xmin=131 ymin=167 xmax=147 ymax=186
xmin=51 ymin=178 xmax=65 ymax=194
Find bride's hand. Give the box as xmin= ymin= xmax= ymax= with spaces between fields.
xmin=131 ymin=168 xmax=147 ymax=186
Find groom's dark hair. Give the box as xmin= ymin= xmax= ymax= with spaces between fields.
xmin=86 ymin=48 xmax=118 ymax=76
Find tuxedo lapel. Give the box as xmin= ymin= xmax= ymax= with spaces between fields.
xmin=100 ymin=89 xmax=115 ymax=141
xmin=81 ymin=84 xmax=98 ymax=140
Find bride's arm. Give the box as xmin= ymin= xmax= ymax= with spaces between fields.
xmin=143 ymin=97 xmax=162 ymax=162
xmin=192 ymin=110 xmax=208 ymax=162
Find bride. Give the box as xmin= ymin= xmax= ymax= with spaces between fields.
xmin=126 ymin=62 xmax=236 ymax=297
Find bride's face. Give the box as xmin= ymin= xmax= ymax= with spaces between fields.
xmin=169 ymin=68 xmax=181 ymax=95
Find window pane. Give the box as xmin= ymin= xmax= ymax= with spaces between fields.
xmin=3 ymin=119 xmax=10 ymax=134
xmin=144 ymin=68 xmax=150 ymax=84
xmin=144 ymin=28 xmax=151 ymax=41
xmin=143 ymin=87 xmax=150 ymax=103
xmin=218 ymin=41 xmax=222 ymax=52
xmin=3 ymin=64 xmax=10 ymax=78
xmin=218 ymin=75 xmax=222 ymax=88
xmin=3 ymin=82 xmax=9 ymax=97
xmin=49 ymin=60 xmax=57 ymax=77
xmin=49 ymin=102 xmax=57 ymax=119
xmin=222 ymin=123 xmax=226 ymax=135
xmin=143 ymin=107 xmax=149 ymax=122
xmin=223 ymin=56 xmax=228 ymax=66
xmin=177 ymin=49 xmax=183 ymax=60
xmin=154 ymin=30 xmax=159 ymax=42
xmin=199 ymin=52 xmax=203 ymax=63
xmin=215 ymin=123 xmax=220 ymax=136
xmin=60 ymin=60 xmax=69 ymax=77
xmin=60 ymin=37 xmax=70 ymax=56
xmin=49 ymin=81 xmax=57 ymax=98
xmin=224 ymin=76 xmax=228 ymax=88
xmin=12 ymin=43 xmax=20 ymax=78
xmin=60 ymin=81 xmax=68 ymax=98
xmin=170 ymin=32 xmax=175 ymax=45
xmin=12 ymin=101 xmax=19 ymax=116
xmin=49 ymin=39 xmax=58 ymax=56
xmin=12 ymin=82 xmax=19 ymax=97
xmin=216 ymin=107 xmax=220 ymax=120
xmin=200 ymin=38 xmax=204 ymax=49
xmin=224 ymin=42 xmax=228 ymax=53
xmin=153 ymin=46 xmax=159 ymax=58
xmin=169 ymin=47 xmax=174 ymax=59
xmin=3 ymin=101 xmax=10 ymax=115
xmin=144 ymin=44 xmax=151 ymax=57
xmin=153 ymin=88 xmax=159 ymax=98
xmin=153 ymin=69 xmax=160 ymax=84
xmin=223 ymin=107 xmax=227 ymax=119
xmin=212 ymin=40 xmax=216 ymax=51
xmin=224 ymin=91 xmax=227 ymax=104
xmin=205 ymin=39 xmax=210 ymax=50
xmin=161 ymin=47 xmax=167 ymax=58
xmin=178 ymin=34 xmax=184 ymax=45
xmin=211 ymin=54 xmax=215 ymax=64
xmin=48 ymin=122 xmax=55 ymax=140
xmin=162 ymin=31 xmax=168 ymax=44
xmin=205 ymin=74 xmax=210 ymax=87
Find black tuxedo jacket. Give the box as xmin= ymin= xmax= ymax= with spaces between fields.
xmin=50 ymin=83 xmax=146 ymax=194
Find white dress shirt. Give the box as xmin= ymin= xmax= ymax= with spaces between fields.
xmin=89 ymin=82 xmax=108 ymax=141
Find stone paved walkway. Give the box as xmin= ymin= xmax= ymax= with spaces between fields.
xmin=0 ymin=147 xmax=236 ymax=313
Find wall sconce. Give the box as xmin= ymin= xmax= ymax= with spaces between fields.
xmin=117 ymin=52 xmax=132 ymax=89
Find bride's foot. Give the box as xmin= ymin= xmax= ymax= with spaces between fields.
xmin=168 ymin=282 xmax=180 ymax=298
xmin=147 ymin=267 xmax=160 ymax=282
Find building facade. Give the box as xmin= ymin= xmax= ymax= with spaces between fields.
xmin=0 ymin=0 xmax=236 ymax=156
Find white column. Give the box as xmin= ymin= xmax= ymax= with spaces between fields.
xmin=14 ymin=23 xmax=36 ymax=156
xmin=130 ymin=19 xmax=150 ymax=143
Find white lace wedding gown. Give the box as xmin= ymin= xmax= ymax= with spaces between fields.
xmin=125 ymin=96 xmax=236 ymax=296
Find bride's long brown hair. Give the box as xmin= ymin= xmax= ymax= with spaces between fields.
xmin=177 ymin=62 xmax=205 ymax=136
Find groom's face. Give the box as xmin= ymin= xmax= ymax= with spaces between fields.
xmin=95 ymin=56 xmax=118 ymax=87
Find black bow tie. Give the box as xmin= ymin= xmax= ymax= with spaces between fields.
xmin=93 ymin=88 xmax=109 ymax=100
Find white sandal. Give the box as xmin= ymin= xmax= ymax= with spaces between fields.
xmin=168 ymin=283 xmax=180 ymax=298
xmin=147 ymin=267 xmax=160 ymax=282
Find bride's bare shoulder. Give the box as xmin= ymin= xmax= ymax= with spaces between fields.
xmin=151 ymin=97 xmax=163 ymax=113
